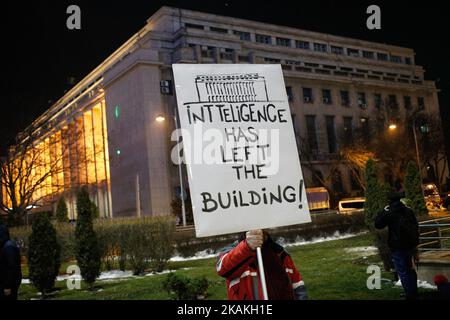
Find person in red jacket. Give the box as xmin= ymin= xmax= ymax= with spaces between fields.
xmin=216 ymin=229 xmax=307 ymax=300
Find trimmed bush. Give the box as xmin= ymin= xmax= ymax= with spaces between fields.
xmin=147 ymin=217 xmax=175 ymax=272
xmin=28 ymin=213 xmax=61 ymax=296
xmin=108 ymin=217 xmax=176 ymax=275
xmin=55 ymin=198 xmax=69 ymax=223
xmin=405 ymin=161 xmax=428 ymax=216
xmin=163 ymin=273 xmax=209 ymax=300
xmin=364 ymin=159 xmax=387 ymax=229
xmin=75 ymin=187 xmax=101 ymax=287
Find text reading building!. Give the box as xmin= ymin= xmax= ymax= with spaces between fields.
xmin=1 ymin=6 xmax=445 ymax=219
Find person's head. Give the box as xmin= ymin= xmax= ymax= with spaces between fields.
xmin=0 ymin=224 xmax=10 ymax=248
xmin=388 ymin=191 xmax=405 ymax=205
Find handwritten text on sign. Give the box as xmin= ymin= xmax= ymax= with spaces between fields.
xmin=172 ymin=64 xmax=311 ymax=237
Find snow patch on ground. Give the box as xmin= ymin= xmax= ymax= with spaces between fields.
xmin=22 ymin=268 xmax=192 ymax=285
xmin=282 ymin=231 xmax=367 ymax=248
xmin=344 ymin=246 xmax=378 ymax=257
xmin=394 ymin=280 xmax=437 ymax=290
xmin=169 ymin=232 xmax=367 ymax=262
xmin=170 ymin=249 xmax=216 ymax=262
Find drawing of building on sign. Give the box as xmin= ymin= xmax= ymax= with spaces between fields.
xmin=194 ymin=73 xmax=269 ymax=103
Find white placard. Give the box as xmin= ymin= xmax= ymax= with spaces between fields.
xmin=172 ymin=64 xmax=311 ymax=237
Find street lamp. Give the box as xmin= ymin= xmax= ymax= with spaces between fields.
xmin=156 ymin=110 xmax=187 ymax=227
xmin=388 ymin=120 xmax=425 ymax=190
xmin=388 ymin=124 xmax=397 ymax=131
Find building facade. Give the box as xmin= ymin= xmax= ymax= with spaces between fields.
xmin=2 ymin=6 xmax=445 ymax=218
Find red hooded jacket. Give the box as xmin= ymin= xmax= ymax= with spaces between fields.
xmin=216 ymin=238 xmax=307 ymax=300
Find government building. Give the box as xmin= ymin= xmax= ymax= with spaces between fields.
xmin=1 ymin=6 xmax=444 ymax=219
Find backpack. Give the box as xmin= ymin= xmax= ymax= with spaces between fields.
xmin=396 ymin=207 xmax=419 ymax=249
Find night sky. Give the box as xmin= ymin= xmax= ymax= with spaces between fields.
xmin=1 ymin=0 xmax=449 ymax=156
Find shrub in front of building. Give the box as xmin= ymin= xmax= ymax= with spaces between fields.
xmin=75 ymin=187 xmax=101 ymax=288
xmin=55 ymin=197 xmax=69 ymax=223
xmin=364 ymin=159 xmax=387 ymax=228
xmin=28 ymin=212 xmax=61 ymax=297
xmin=163 ymin=273 xmax=209 ymax=300
xmin=405 ymin=161 xmax=428 ymax=216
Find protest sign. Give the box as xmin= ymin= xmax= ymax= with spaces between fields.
xmin=172 ymin=64 xmax=311 ymax=238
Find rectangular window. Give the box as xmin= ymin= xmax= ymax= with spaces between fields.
xmin=391 ymin=55 xmax=402 ymax=63
xmin=404 ymin=96 xmax=412 ymax=110
xmin=377 ymin=52 xmax=388 ymax=61
xmin=303 ymin=88 xmax=313 ymax=103
xmin=201 ymin=46 xmax=215 ymax=58
xmin=363 ymin=50 xmax=375 ymax=59
xmin=405 ymin=57 xmax=412 ymax=65
xmin=296 ymin=40 xmax=310 ymax=49
xmin=264 ymin=57 xmax=281 ymax=63
xmin=388 ymin=94 xmax=398 ymax=108
xmin=305 ymin=115 xmax=318 ymax=153
xmin=340 ymin=90 xmax=350 ymax=106
xmin=276 ymin=37 xmax=291 ymax=47
xmin=343 ymin=116 xmax=353 ymax=144
xmin=374 ymin=93 xmax=382 ymax=109
xmin=322 ymin=89 xmax=332 ymax=104
xmin=210 ymin=26 xmax=228 ymax=33
xmin=314 ymin=43 xmax=328 ymax=53
xmin=418 ymin=97 xmax=425 ymax=110
xmin=256 ymin=34 xmax=272 ymax=44
xmin=331 ymin=46 xmax=344 ymax=55
xmin=360 ymin=117 xmax=371 ymax=143
xmin=233 ymin=30 xmax=251 ymax=41
xmin=286 ymin=86 xmax=294 ymax=102
xmin=185 ymin=23 xmax=204 ymax=30
xmin=347 ymin=48 xmax=360 ymax=57
xmin=219 ymin=48 xmax=234 ymax=60
xmin=325 ymin=116 xmax=337 ymax=154
xmin=357 ymin=92 xmax=367 ymax=109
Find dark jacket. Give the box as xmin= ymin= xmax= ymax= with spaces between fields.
xmin=0 ymin=225 xmax=22 ymax=291
xmin=374 ymin=200 xmax=419 ymax=251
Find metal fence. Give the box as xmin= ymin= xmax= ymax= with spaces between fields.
xmin=418 ymin=216 xmax=450 ymax=252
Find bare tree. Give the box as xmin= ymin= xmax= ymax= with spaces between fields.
xmin=1 ymin=121 xmax=98 ymax=225
xmin=297 ymin=132 xmax=372 ymax=205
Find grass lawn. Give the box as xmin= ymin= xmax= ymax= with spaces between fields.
xmin=18 ymin=233 xmax=431 ymax=300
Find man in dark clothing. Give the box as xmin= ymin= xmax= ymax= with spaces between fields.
xmin=375 ymin=192 xmax=419 ymax=300
xmin=0 ymin=224 xmax=22 ymax=300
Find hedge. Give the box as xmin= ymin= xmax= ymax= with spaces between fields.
xmin=10 ymin=216 xmax=176 ymax=275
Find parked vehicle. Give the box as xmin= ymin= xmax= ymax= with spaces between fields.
xmin=422 ymin=183 xmax=443 ymax=210
xmin=442 ymin=192 xmax=450 ymax=211
xmin=338 ymin=197 xmax=365 ymax=214
xmin=306 ymin=187 xmax=330 ymax=211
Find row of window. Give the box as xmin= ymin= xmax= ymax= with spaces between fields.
xmin=184 ymin=22 xmax=413 ymax=65
xmin=195 ymin=46 xmax=419 ymax=83
xmin=286 ymin=87 xmax=426 ymax=110
xmin=303 ymin=115 xmax=370 ymax=154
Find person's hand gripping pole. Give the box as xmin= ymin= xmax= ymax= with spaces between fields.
xmin=246 ymin=230 xmax=269 ymax=300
